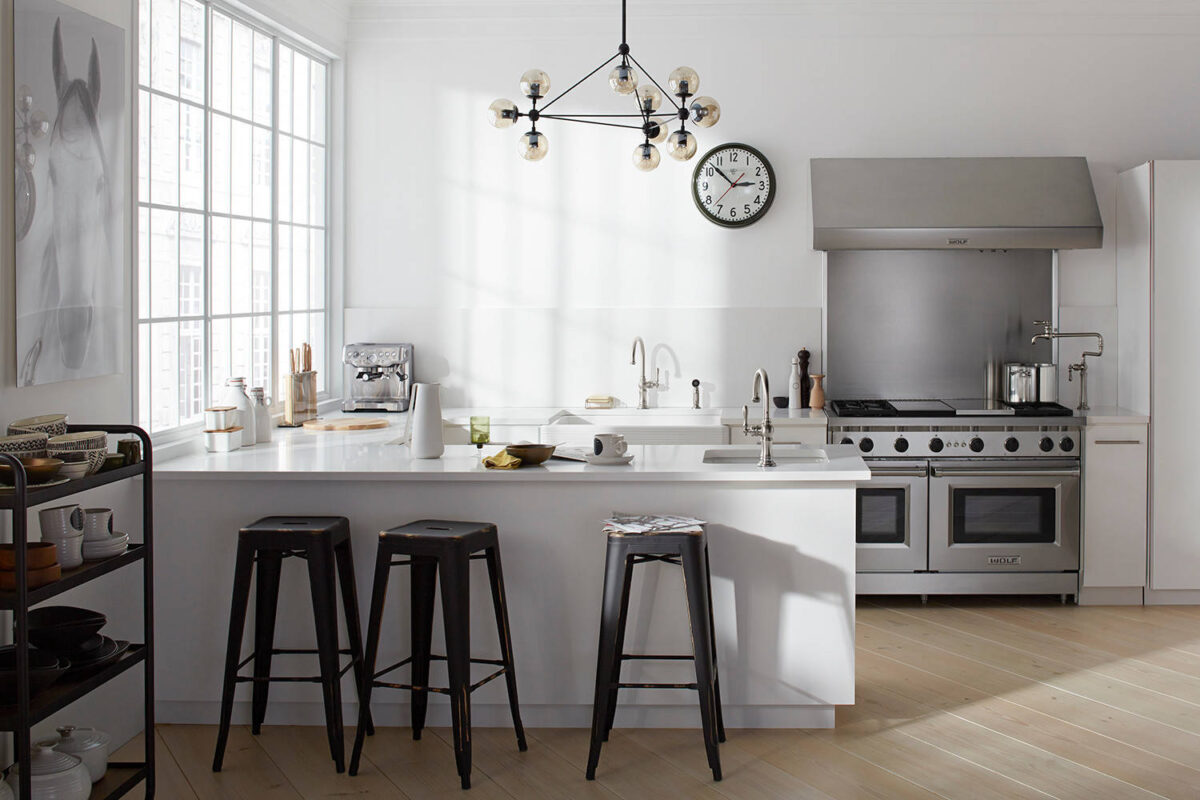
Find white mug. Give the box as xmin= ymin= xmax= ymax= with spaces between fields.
xmin=54 ymin=535 xmax=84 ymax=570
xmin=39 ymin=505 xmax=84 ymax=540
xmin=82 ymin=508 xmax=114 ymax=542
xmin=593 ymin=434 xmax=628 ymax=459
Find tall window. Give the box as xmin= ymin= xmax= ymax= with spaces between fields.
xmin=138 ymin=0 xmax=329 ymax=433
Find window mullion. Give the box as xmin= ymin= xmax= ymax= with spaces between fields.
xmin=271 ymin=33 xmax=281 ymax=410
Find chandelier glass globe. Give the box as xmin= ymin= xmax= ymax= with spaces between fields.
xmin=487 ymin=99 xmax=519 ymax=129
xmin=689 ymin=96 xmax=720 ymax=128
xmin=647 ymin=119 xmax=671 ymax=144
xmin=608 ymin=64 xmax=639 ymax=95
xmin=636 ymin=85 xmax=662 ymax=114
xmin=520 ymin=69 xmax=551 ymax=99
xmin=519 ymin=130 xmax=549 ymax=161
xmin=666 ymin=129 xmax=697 ymax=161
xmin=667 ymin=66 xmax=699 ymax=98
xmin=633 ymin=142 xmax=661 ymax=171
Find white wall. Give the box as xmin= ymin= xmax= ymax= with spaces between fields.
xmin=344 ymin=0 xmax=1200 ymax=409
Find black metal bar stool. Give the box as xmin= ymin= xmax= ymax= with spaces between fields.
xmin=213 ymin=515 xmax=373 ymax=774
xmin=349 ymin=519 xmax=527 ymax=789
xmin=586 ymin=517 xmax=725 ymax=782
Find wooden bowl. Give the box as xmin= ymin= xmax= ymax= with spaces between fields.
xmin=0 ymin=543 xmax=59 ymax=571
xmin=0 ymin=457 xmax=64 ymax=486
xmin=504 ymin=444 xmax=556 ymax=466
xmin=0 ymin=563 xmax=62 ymax=591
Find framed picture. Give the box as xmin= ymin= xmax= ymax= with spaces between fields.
xmin=13 ymin=0 xmax=125 ymax=386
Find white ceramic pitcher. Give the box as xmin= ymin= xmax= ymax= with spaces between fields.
xmin=408 ymin=382 xmax=445 ymax=459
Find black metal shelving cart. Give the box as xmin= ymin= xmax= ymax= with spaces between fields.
xmin=0 ymin=424 xmax=153 ymax=799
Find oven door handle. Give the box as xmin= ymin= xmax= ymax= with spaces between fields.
xmin=869 ymin=468 xmax=929 ymax=478
xmin=931 ymin=467 xmax=1080 ymax=478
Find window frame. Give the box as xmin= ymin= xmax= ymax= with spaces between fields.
xmin=134 ymin=0 xmax=333 ymax=439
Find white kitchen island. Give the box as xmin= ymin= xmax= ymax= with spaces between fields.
xmin=154 ymin=430 xmax=866 ymax=730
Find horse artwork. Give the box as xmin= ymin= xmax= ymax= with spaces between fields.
xmin=13 ymin=1 xmax=125 ymax=386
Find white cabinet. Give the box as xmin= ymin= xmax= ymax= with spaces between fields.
xmin=1117 ymin=161 xmax=1200 ymax=594
xmin=727 ymin=424 xmax=826 ymax=447
xmin=1081 ymin=423 xmax=1147 ymax=589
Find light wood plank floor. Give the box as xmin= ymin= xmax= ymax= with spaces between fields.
xmin=118 ymin=599 xmax=1200 ymax=799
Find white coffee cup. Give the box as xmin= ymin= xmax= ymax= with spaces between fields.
xmin=82 ymin=508 xmax=114 ymax=542
xmin=54 ymin=535 xmax=84 ymax=569
xmin=593 ymin=434 xmax=628 ymax=459
xmin=39 ymin=505 xmax=84 ymax=540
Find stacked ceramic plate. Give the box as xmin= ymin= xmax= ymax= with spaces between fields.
xmin=7 ymin=413 xmax=69 ymax=437
xmin=46 ymin=432 xmax=108 ymax=475
xmin=82 ymin=532 xmax=128 ymax=561
xmin=0 ymin=432 xmax=49 ymax=460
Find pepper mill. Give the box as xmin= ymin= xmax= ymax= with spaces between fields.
xmin=798 ymin=348 xmax=812 ymax=409
xmin=809 ymin=374 xmax=826 ymax=410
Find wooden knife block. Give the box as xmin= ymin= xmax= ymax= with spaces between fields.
xmin=281 ymin=371 xmax=318 ymax=427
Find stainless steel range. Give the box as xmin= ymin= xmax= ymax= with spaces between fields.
xmin=829 ymin=398 xmax=1081 ymax=599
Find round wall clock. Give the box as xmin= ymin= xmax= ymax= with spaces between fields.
xmin=691 ymin=143 xmax=775 ymax=227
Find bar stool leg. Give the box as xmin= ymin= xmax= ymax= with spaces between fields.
xmin=409 ymin=555 xmax=438 ymax=741
xmin=213 ymin=539 xmax=255 ymax=772
xmin=349 ymin=539 xmax=394 ymax=776
xmin=439 ymin=551 xmax=474 ymax=789
xmin=484 ymin=544 xmax=527 ymax=751
xmin=251 ymin=551 xmax=283 ymax=735
xmin=586 ymin=537 xmax=629 ymax=780
xmin=704 ymin=543 xmax=726 ymax=743
xmin=602 ymin=552 xmax=635 ymax=743
xmin=681 ymin=538 xmax=722 ymax=781
xmin=307 ymin=540 xmax=347 ymax=773
xmin=334 ymin=539 xmax=374 ymax=737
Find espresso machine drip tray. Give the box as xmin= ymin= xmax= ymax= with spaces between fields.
xmin=343 ymin=343 xmax=413 ymax=412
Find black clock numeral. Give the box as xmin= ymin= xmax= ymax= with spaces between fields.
xmin=756 ymin=167 xmax=762 ymax=176
xmin=715 ymin=156 xmax=723 ymax=166
xmin=755 ymin=195 xmax=761 ymax=204
xmin=744 ymin=204 xmax=751 ymax=214
xmin=705 ymin=195 xmax=712 ymax=205
xmin=730 ymin=207 xmax=738 ymax=217
xmin=706 ymin=167 xmax=714 ymax=177
xmin=716 ymin=204 xmax=723 ymax=214
xmin=702 ymin=181 xmax=709 ymax=191
xmin=731 ymin=152 xmax=739 ymax=162
xmin=759 ymin=181 xmax=765 ymax=190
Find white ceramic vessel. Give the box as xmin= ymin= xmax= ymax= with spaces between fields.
xmin=203 ymin=428 xmax=242 ymax=453
xmin=218 ymin=378 xmax=257 ymax=447
xmin=81 ymin=509 xmax=113 ymax=542
xmin=409 ymin=383 xmax=445 ymax=459
xmin=5 ymin=742 xmax=91 ymax=800
xmin=250 ymin=388 xmax=272 ymax=444
xmin=52 ymin=727 xmax=109 ymax=783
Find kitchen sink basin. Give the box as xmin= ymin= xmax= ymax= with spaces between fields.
xmin=541 ymin=409 xmax=728 ymax=445
xmin=702 ymin=446 xmax=829 ymax=464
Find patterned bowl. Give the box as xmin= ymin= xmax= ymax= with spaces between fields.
xmin=0 ymin=433 xmax=50 ymax=460
xmin=47 ymin=446 xmax=106 ymax=476
xmin=47 ymin=432 xmax=107 ymax=452
xmin=7 ymin=414 xmax=68 ymax=438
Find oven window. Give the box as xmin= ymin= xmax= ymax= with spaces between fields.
xmin=858 ymin=488 xmax=907 ymax=544
xmin=951 ymin=488 xmax=1056 ymax=544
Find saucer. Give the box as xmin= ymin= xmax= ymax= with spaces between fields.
xmin=585 ymin=454 xmax=634 ymax=466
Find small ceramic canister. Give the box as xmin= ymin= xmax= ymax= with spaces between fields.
xmin=116 ymin=438 xmax=141 ymax=465
xmin=82 ymin=509 xmax=113 ymax=542
xmin=38 ymin=505 xmax=83 ymax=540
xmin=54 ymin=726 xmax=110 ymax=783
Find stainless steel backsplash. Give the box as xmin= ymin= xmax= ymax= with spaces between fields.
xmin=826 ymin=249 xmax=1053 ymax=399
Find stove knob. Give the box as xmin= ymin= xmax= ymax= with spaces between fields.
xmin=969 ymin=437 xmax=985 ymax=453
xmin=859 ymin=437 xmax=875 ymax=453
xmin=840 ymin=437 xmax=853 ymax=446
xmin=1004 ymin=437 xmax=1020 ymax=453
xmin=1039 ymin=436 xmax=1054 ymax=452
xmin=929 ymin=437 xmax=944 ymax=453
xmin=894 ymin=437 xmax=909 ymax=453
xmin=1060 ymin=436 xmax=1075 ymax=452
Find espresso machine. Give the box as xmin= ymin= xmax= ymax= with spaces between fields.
xmin=342 ymin=343 xmax=413 ymax=412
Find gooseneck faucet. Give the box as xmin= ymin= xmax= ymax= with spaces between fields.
xmin=630 ymin=336 xmax=660 ymax=410
xmin=1031 ymin=321 xmax=1104 ymax=410
xmin=742 ymin=368 xmax=776 ymax=467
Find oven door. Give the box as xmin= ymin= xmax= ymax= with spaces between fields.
xmin=857 ymin=462 xmax=929 ymax=572
xmin=928 ymin=460 xmax=1079 ymax=572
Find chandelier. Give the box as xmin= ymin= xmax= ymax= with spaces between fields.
xmin=486 ymin=0 xmax=721 ymax=171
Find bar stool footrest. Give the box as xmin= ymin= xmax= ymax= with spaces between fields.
xmin=615 ymin=682 xmax=700 ymax=690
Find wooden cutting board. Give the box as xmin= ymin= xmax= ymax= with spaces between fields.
xmin=302 ymin=417 xmax=390 ymax=431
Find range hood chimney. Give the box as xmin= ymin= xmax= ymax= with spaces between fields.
xmin=811 ymin=157 xmax=1103 ymax=250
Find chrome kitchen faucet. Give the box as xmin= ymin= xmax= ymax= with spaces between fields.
xmin=1031 ymin=321 xmax=1103 ymax=410
xmin=630 ymin=336 xmax=660 ymax=410
xmin=742 ymin=368 xmax=776 ymax=467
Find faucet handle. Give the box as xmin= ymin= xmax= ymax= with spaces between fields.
xmin=742 ymin=404 xmax=750 ymax=433
xmin=1034 ymin=320 xmax=1054 ymax=332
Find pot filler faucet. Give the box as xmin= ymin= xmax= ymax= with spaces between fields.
xmin=1031 ymin=320 xmax=1104 ymax=411
xmin=742 ymin=368 xmax=776 ymax=467
xmin=630 ymin=336 xmax=660 ymax=410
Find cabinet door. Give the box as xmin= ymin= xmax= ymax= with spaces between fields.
xmin=728 ymin=426 xmax=826 ymax=446
xmin=1082 ymin=425 xmax=1148 ymax=588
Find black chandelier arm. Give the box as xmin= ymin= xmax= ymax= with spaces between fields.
xmin=538 ymin=114 xmax=647 ymax=131
xmin=626 ymin=52 xmax=683 ymax=112
xmin=532 ymin=112 xmax=673 ymax=119
xmin=538 ymin=52 xmax=622 ymax=112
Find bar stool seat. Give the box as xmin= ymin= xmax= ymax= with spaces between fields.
xmin=213 ymin=516 xmax=372 ymax=774
xmin=349 ymin=519 xmax=526 ymax=790
xmin=586 ymin=514 xmax=725 ymax=781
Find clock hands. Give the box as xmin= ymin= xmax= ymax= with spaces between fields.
xmin=712 ymin=165 xmax=736 ymax=185
xmin=713 ymin=172 xmax=746 ymax=206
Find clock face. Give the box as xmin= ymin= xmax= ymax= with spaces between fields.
xmin=692 ymin=143 xmax=775 ymax=227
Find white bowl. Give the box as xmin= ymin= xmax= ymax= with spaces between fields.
xmin=58 ymin=462 xmax=89 ymax=480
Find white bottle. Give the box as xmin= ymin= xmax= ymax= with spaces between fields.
xmin=220 ymin=377 xmax=257 ymax=447
xmin=409 ymin=382 xmax=445 ymax=459
xmin=250 ymin=387 xmax=272 ymax=444
xmin=788 ymin=356 xmax=803 ymax=409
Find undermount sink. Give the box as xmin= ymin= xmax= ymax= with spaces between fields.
xmin=541 ymin=409 xmax=727 ymax=445
xmin=702 ymin=446 xmax=829 ymax=464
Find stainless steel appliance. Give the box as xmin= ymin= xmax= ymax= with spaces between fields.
xmin=1002 ymin=362 xmax=1057 ymax=403
xmin=343 ymin=343 xmax=413 ymax=412
xmin=830 ymin=398 xmax=1080 ymax=598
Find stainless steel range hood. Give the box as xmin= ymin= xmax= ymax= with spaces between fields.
xmin=811 ymin=157 xmax=1103 ymax=250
